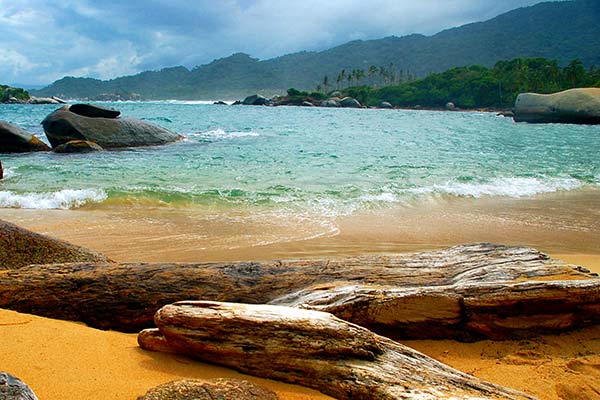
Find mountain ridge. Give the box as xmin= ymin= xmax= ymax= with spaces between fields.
xmin=33 ymin=0 xmax=600 ymax=100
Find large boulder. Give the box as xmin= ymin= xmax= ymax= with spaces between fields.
xmin=42 ymin=104 xmax=183 ymax=148
xmin=0 ymin=121 xmax=51 ymax=153
xmin=137 ymin=379 xmax=278 ymax=400
xmin=0 ymin=219 xmax=110 ymax=270
xmin=514 ymin=87 xmax=600 ymax=124
xmin=320 ymin=99 xmax=341 ymax=107
xmin=340 ymin=97 xmax=362 ymax=108
xmin=242 ymin=94 xmax=268 ymax=106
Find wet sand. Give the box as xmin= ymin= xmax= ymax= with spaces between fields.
xmin=1 ymin=189 xmax=599 ymax=399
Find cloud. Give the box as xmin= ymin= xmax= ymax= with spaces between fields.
xmin=0 ymin=0 xmax=549 ymax=85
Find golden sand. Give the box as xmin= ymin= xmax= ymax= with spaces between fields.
xmin=1 ymin=189 xmax=599 ymax=399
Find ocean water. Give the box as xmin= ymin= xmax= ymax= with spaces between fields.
xmin=0 ymin=102 xmax=598 ymax=215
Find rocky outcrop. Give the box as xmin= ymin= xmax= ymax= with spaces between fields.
xmin=242 ymin=94 xmax=268 ymax=106
xmin=0 ymin=219 xmax=110 ymax=269
xmin=139 ymin=301 xmax=535 ymax=400
xmin=0 ymin=121 xmax=51 ymax=153
xmin=380 ymin=101 xmax=393 ymax=109
xmin=514 ymin=87 xmax=600 ymax=124
xmin=42 ymin=104 xmax=183 ymax=149
xmin=1 ymin=243 xmax=598 ymax=340
xmin=137 ymin=379 xmax=278 ymax=400
xmin=339 ymin=97 xmax=362 ymax=108
xmin=53 ymin=140 xmax=104 ymax=153
xmin=0 ymin=372 xmax=39 ymax=400
xmin=28 ymin=97 xmax=62 ymax=105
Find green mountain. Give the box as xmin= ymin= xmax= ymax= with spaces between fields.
xmin=33 ymin=0 xmax=600 ymax=100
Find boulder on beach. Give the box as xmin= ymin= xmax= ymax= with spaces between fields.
xmin=137 ymin=379 xmax=278 ymax=400
xmin=42 ymin=104 xmax=183 ymax=149
xmin=242 ymin=94 xmax=268 ymax=106
xmin=0 ymin=120 xmax=51 ymax=153
xmin=0 ymin=219 xmax=110 ymax=270
xmin=380 ymin=101 xmax=393 ymax=109
xmin=514 ymin=87 xmax=600 ymax=124
xmin=340 ymin=97 xmax=362 ymax=108
xmin=53 ymin=140 xmax=104 ymax=153
xmin=0 ymin=372 xmax=39 ymax=400
xmin=301 ymin=101 xmax=314 ymax=107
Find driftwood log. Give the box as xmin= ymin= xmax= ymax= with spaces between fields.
xmin=0 ymin=243 xmax=598 ymax=339
xmin=139 ymin=301 xmax=536 ymax=400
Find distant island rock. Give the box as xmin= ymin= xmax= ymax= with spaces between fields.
xmin=42 ymin=104 xmax=183 ymax=149
xmin=0 ymin=120 xmax=51 ymax=153
xmin=514 ymin=88 xmax=600 ymax=124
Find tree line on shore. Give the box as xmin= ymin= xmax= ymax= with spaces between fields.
xmin=317 ymin=57 xmax=600 ymax=109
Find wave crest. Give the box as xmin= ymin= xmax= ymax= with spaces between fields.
xmin=0 ymin=189 xmax=107 ymax=209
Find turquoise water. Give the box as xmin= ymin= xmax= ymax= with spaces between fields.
xmin=0 ymin=102 xmax=598 ymax=214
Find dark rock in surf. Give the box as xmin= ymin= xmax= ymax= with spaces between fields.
xmin=53 ymin=140 xmax=104 ymax=153
xmin=0 ymin=372 xmax=39 ymax=400
xmin=340 ymin=97 xmax=362 ymax=108
xmin=0 ymin=120 xmax=51 ymax=153
xmin=242 ymin=94 xmax=268 ymax=106
xmin=42 ymin=104 xmax=183 ymax=148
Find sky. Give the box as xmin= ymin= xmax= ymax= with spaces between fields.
xmin=0 ymin=0 xmax=552 ymax=86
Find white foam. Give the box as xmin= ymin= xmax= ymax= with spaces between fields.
xmin=411 ymin=177 xmax=583 ymax=198
xmin=359 ymin=192 xmax=399 ymax=203
xmin=1 ymin=167 xmax=15 ymax=179
xmin=0 ymin=189 xmax=107 ymax=209
xmin=191 ymin=128 xmax=259 ymax=140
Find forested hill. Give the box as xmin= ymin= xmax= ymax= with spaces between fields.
xmin=33 ymin=0 xmax=600 ymax=100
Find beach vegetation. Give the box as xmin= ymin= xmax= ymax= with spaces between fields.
xmin=0 ymin=85 xmax=30 ymax=103
xmin=325 ymin=57 xmax=600 ymax=109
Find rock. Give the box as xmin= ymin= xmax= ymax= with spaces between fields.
xmin=329 ymin=91 xmax=343 ymax=98
xmin=497 ymin=110 xmax=515 ymax=118
xmin=51 ymin=96 xmax=67 ymax=104
xmin=514 ymin=87 xmax=600 ymax=124
xmin=0 ymin=160 xmax=3 ymax=180
xmin=28 ymin=97 xmax=60 ymax=104
xmin=319 ymin=99 xmax=341 ymax=107
xmin=380 ymin=101 xmax=393 ymax=109
xmin=139 ymin=301 xmax=534 ymax=400
xmin=0 ymin=121 xmax=51 ymax=153
xmin=42 ymin=104 xmax=183 ymax=148
xmin=446 ymin=102 xmax=456 ymax=110
xmin=0 ymin=372 xmax=39 ymax=400
xmin=0 ymin=219 xmax=110 ymax=270
xmin=7 ymin=97 xmax=26 ymax=104
xmin=1 ymin=243 xmax=599 ymax=340
xmin=213 ymin=101 xmax=227 ymax=105
xmin=301 ymin=101 xmax=314 ymax=107
xmin=242 ymin=94 xmax=268 ymax=106
xmin=53 ymin=140 xmax=104 ymax=153
xmin=68 ymin=103 xmax=120 ymax=119
xmin=137 ymin=378 xmax=278 ymax=400
xmin=340 ymin=97 xmax=362 ymax=108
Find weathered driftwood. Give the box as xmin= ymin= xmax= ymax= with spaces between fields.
xmin=0 ymin=243 xmax=598 ymax=339
xmin=139 ymin=301 xmax=536 ymax=400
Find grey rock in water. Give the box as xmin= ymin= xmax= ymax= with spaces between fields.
xmin=340 ymin=97 xmax=362 ymax=108
xmin=0 ymin=372 xmax=39 ymax=400
xmin=446 ymin=102 xmax=456 ymax=111
xmin=514 ymin=87 xmax=600 ymax=124
xmin=28 ymin=96 xmax=61 ymax=104
xmin=53 ymin=140 xmax=104 ymax=153
xmin=242 ymin=94 xmax=268 ymax=106
xmin=301 ymin=101 xmax=314 ymax=107
xmin=380 ymin=101 xmax=393 ymax=109
xmin=137 ymin=378 xmax=278 ymax=400
xmin=0 ymin=120 xmax=51 ymax=153
xmin=42 ymin=104 xmax=183 ymax=148
xmin=320 ymin=99 xmax=341 ymax=107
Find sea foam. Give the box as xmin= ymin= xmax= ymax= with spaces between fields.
xmin=0 ymin=189 xmax=107 ymax=209
xmin=412 ymin=177 xmax=583 ymax=198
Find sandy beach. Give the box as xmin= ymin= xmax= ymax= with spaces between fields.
xmin=1 ymin=189 xmax=599 ymax=400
